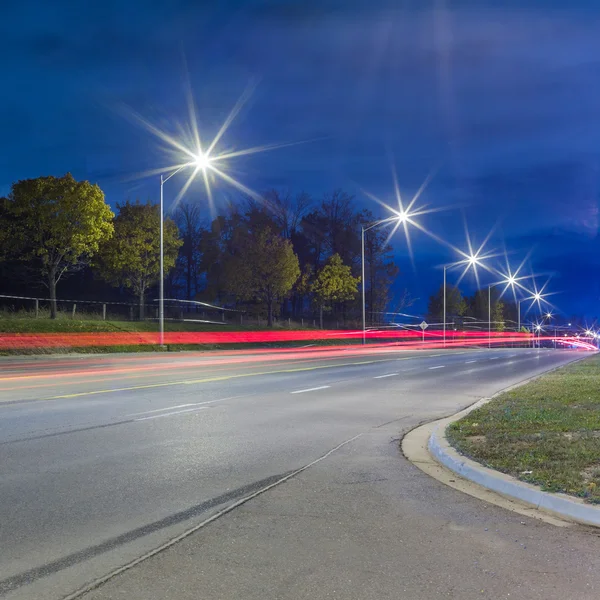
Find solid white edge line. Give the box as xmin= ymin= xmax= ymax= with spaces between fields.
xmin=126 ymin=403 xmax=198 ymax=417
xmin=126 ymin=394 xmax=251 ymax=418
xmin=290 ymin=385 xmax=331 ymax=394
xmin=134 ymin=407 xmax=209 ymax=421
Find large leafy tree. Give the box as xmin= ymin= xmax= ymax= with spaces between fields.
xmin=312 ymin=253 xmax=360 ymax=328
xmin=1 ymin=173 xmax=114 ymax=318
xmin=96 ymin=201 xmax=182 ymax=319
xmin=227 ymin=227 xmax=300 ymax=326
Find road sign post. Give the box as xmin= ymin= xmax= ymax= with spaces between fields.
xmin=420 ymin=320 xmax=428 ymax=343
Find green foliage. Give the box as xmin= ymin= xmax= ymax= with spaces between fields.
xmin=96 ymin=201 xmax=182 ymax=318
xmin=1 ymin=173 xmax=114 ymax=317
xmin=493 ymin=300 xmax=505 ymax=331
xmin=312 ymin=254 xmax=360 ymax=308
xmin=427 ymin=284 xmax=466 ymax=322
xmin=447 ymin=355 xmax=600 ymax=503
xmin=226 ymin=227 xmax=300 ymax=326
xmin=295 ymin=263 xmax=314 ymax=297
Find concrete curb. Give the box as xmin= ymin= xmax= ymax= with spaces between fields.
xmin=428 ymin=401 xmax=600 ymax=528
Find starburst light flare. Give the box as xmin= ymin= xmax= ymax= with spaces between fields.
xmin=121 ymin=80 xmax=314 ymax=214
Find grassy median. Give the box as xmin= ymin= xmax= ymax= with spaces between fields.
xmin=447 ymin=354 xmax=600 ymax=504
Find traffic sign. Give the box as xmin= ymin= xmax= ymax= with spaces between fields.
xmin=420 ymin=321 xmax=428 ymax=330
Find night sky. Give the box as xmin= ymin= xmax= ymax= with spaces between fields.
xmin=2 ymin=0 xmax=599 ymax=319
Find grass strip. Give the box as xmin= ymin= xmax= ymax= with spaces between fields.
xmin=447 ymin=354 xmax=600 ymax=504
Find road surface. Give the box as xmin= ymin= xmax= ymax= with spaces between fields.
xmin=1 ymin=346 xmax=599 ymax=600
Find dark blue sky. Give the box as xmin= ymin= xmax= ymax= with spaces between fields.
xmin=2 ymin=0 xmax=599 ymax=319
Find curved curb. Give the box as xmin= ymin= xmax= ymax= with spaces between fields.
xmin=428 ymin=404 xmax=600 ymax=528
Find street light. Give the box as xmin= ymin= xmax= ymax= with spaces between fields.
xmin=159 ymin=153 xmax=211 ymax=347
xmin=361 ymin=214 xmax=407 ymax=344
xmin=442 ymin=253 xmax=485 ymax=347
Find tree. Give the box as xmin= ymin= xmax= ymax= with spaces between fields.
xmin=427 ymin=284 xmax=467 ymax=323
xmin=262 ymin=189 xmax=312 ymax=239
xmin=174 ymin=202 xmax=203 ymax=300
xmin=293 ymin=263 xmax=314 ymax=318
xmin=493 ymin=300 xmax=505 ymax=332
xmin=312 ymin=254 xmax=360 ymax=328
xmin=198 ymin=209 xmax=247 ymax=304
xmin=361 ymin=214 xmax=400 ymax=324
xmin=227 ymin=227 xmax=300 ymax=326
xmin=96 ymin=201 xmax=182 ymax=319
xmin=299 ymin=189 xmax=360 ymax=271
xmin=2 ymin=173 xmax=114 ymax=318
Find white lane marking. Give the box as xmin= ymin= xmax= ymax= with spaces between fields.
xmin=401 ymin=367 xmax=416 ymax=372
xmin=290 ymin=385 xmax=331 ymax=394
xmin=373 ymin=373 xmax=398 ymax=379
xmin=126 ymin=394 xmax=251 ymax=417
xmin=490 ymin=357 xmax=500 ymax=360
xmin=127 ymin=403 xmax=198 ymax=417
xmin=429 ymin=365 xmax=445 ymax=370
xmin=429 ymin=354 xmax=443 ymax=357
xmin=465 ymin=360 xmax=477 ymax=364
xmin=134 ymin=407 xmax=209 ymax=421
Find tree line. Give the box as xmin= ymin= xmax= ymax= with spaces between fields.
xmin=427 ymin=283 xmax=519 ymax=332
xmin=0 ymin=173 xmax=406 ymax=325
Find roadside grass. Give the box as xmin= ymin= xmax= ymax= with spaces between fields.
xmin=0 ymin=312 xmax=300 ymax=334
xmin=447 ymin=354 xmax=600 ymax=504
xmin=0 ymin=312 xmax=389 ymax=354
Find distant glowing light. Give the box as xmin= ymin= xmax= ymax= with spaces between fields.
xmin=361 ymin=165 xmax=443 ymax=267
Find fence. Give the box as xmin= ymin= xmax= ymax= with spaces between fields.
xmin=0 ymin=294 xmax=331 ymax=328
xmin=0 ymin=294 xmax=233 ymax=323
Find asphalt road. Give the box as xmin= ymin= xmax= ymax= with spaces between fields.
xmin=1 ymin=346 xmax=599 ymax=600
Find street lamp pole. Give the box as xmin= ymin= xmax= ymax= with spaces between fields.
xmin=360 ymin=216 xmax=402 ymax=346
xmin=361 ymin=226 xmax=366 ymax=345
xmin=443 ymin=266 xmax=447 ymax=347
xmin=488 ymin=285 xmax=492 ymax=349
xmin=159 ymin=175 xmax=165 ymax=347
xmin=158 ymin=165 xmax=186 ymax=348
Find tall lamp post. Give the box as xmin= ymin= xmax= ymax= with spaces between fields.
xmin=489 ymin=285 xmax=492 ymax=349
xmin=443 ymin=265 xmax=447 ymax=347
xmin=159 ymin=155 xmax=210 ymax=347
xmin=361 ymin=215 xmax=406 ymax=345
xmin=442 ymin=254 xmax=484 ymax=347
